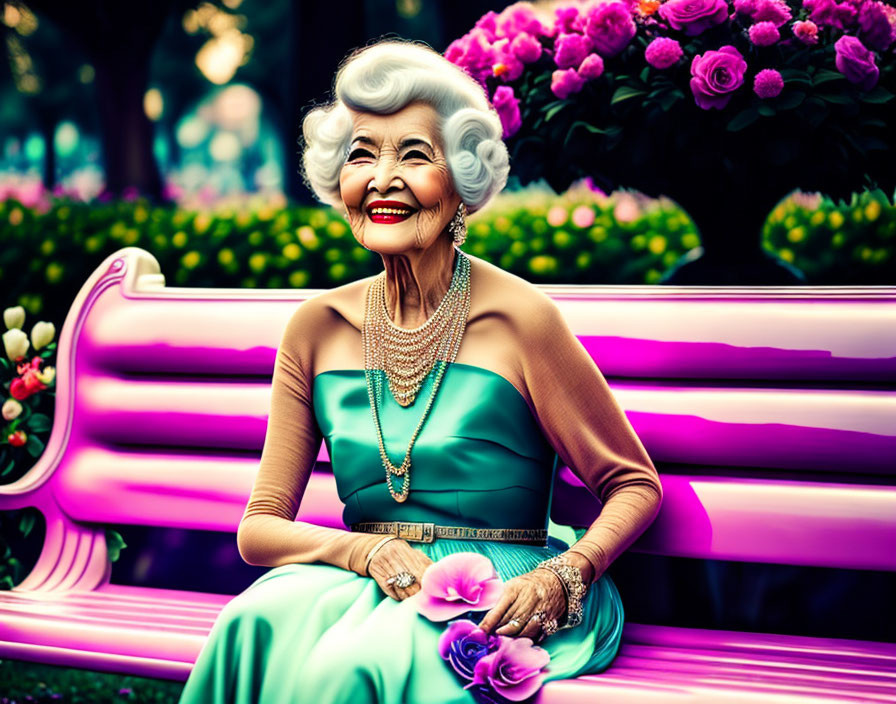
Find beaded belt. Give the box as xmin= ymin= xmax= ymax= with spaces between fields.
xmin=350 ymin=521 xmax=549 ymax=546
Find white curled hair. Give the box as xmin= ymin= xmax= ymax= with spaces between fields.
xmin=301 ymin=40 xmax=509 ymax=214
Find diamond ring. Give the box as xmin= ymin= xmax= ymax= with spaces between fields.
xmin=508 ymin=619 xmax=521 ymax=629
xmin=530 ymin=610 xmax=546 ymax=623
xmin=386 ymin=571 xmax=416 ymax=589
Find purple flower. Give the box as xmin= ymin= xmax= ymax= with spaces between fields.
xmin=118 ymin=688 xmax=133 ymax=696
xmin=792 ymin=19 xmax=820 ymax=44
xmin=858 ymin=1 xmax=896 ymax=52
xmin=474 ymin=11 xmax=499 ymax=41
xmin=658 ymin=0 xmax=729 ymax=36
xmin=412 ymin=552 xmax=505 ymax=622
xmin=466 ymin=635 xmax=551 ymax=702
xmin=751 ymin=0 xmax=793 ymax=27
xmin=754 ymin=68 xmax=784 ymax=98
xmin=803 ymin=0 xmax=858 ymax=31
xmin=834 ymin=34 xmax=879 ymax=90
xmin=551 ymin=68 xmax=586 ymax=99
xmin=438 ymin=619 xmax=502 ymax=681
xmin=492 ymin=86 xmax=522 ymax=139
xmin=749 ymin=21 xmax=781 ymax=45
xmin=510 ymin=32 xmax=542 ymax=63
xmin=645 ymin=36 xmax=683 ymax=69
xmin=578 ymin=53 xmax=605 ymax=79
xmin=689 ymin=45 xmax=748 ymax=110
xmin=584 ymin=1 xmax=637 ymax=57
xmin=554 ymin=32 xmax=592 ymax=68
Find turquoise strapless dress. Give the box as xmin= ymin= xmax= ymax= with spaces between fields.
xmin=178 ymin=362 xmax=624 ymax=704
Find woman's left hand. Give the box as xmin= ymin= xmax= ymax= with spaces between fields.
xmin=476 ymin=569 xmax=567 ymax=641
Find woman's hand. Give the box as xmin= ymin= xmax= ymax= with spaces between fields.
xmin=366 ymin=538 xmax=434 ymax=601
xmin=477 ymin=568 xmax=567 ymax=642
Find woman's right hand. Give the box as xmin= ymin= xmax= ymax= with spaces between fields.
xmin=366 ymin=538 xmax=434 ymax=601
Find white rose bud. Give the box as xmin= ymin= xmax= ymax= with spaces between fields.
xmin=2 ymin=398 xmax=23 ymax=421
xmin=3 ymin=328 xmax=29 ymax=362
xmin=4 ymin=306 xmax=25 ymax=330
xmin=31 ymin=321 xmax=56 ymax=351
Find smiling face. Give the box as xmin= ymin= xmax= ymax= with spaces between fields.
xmin=339 ymin=101 xmax=461 ymax=255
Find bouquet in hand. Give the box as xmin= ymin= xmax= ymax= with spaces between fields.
xmin=410 ymin=552 xmax=551 ymax=704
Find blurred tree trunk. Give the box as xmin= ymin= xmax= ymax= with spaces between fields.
xmin=24 ymin=0 xmax=178 ymax=202
xmin=284 ymin=0 xmax=365 ymax=204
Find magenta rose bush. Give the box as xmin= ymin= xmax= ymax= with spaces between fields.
xmin=444 ymin=0 xmax=895 ymax=205
xmin=411 ymin=552 xmax=552 ymax=704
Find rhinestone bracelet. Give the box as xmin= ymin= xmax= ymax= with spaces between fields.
xmin=535 ymin=553 xmax=589 ymax=629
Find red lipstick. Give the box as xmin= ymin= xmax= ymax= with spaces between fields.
xmin=366 ymin=200 xmax=417 ymax=224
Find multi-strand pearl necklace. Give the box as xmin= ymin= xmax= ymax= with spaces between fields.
xmin=362 ymin=248 xmax=471 ymax=503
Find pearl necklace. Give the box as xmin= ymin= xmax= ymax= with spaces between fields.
xmin=362 ymin=248 xmax=471 ymax=503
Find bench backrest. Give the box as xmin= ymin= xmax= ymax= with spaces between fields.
xmin=3 ymin=247 xmax=895 ymax=593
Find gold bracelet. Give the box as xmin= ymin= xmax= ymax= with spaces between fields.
xmin=364 ymin=535 xmax=399 ymax=575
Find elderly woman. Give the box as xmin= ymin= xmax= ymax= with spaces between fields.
xmin=178 ymin=39 xmax=662 ymax=704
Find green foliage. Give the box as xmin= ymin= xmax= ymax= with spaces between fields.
xmin=763 ymin=189 xmax=896 ymax=284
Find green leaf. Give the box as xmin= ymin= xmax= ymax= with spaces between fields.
xmin=105 ymin=528 xmax=127 ymax=563
xmin=775 ymin=91 xmax=806 ymax=110
xmin=25 ymin=413 xmax=51 ymax=432
xmin=813 ymin=69 xmax=845 ymax=86
xmin=860 ymin=85 xmax=894 ymax=104
xmin=0 ymin=358 xmax=9 ymax=371
xmin=779 ymin=68 xmax=812 ymax=85
xmin=639 ymin=66 xmax=650 ymax=83
xmin=543 ymin=102 xmax=569 ymax=122
xmin=757 ymin=104 xmax=777 ymax=117
xmin=611 ymin=86 xmax=647 ymax=105
xmin=658 ymin=90 xmax=682 ymax=111
xmin=727 ymin=108 xmax=759 ymax=131
xmin=1 ymin=458 xmax=14 ymax=477
xmin=569 ymin=120 xmax=612 ymax=135
xmin=817 ymin=92 xmax=852 ymax=105
xmin=25 ymin=433 xmax=44 ymax=458
xmin=18 ymin=512 xmax=35 ymax=538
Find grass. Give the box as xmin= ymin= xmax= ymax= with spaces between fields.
xmin=0 ymin=659 xmax=184 ymax=703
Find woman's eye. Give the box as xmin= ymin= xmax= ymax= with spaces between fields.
xmin=347 ymin=148 xmax=375 ymax=161
xmin=402 ymin=150 xmax=431 ymax=161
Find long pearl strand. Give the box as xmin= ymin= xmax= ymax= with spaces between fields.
xmin=362 ymin=248 xmax=471 ymax=503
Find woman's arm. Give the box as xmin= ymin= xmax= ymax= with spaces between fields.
xmin=518 ymin=294 xmax=663 ymax=583
xmin=237 ymin=298 xmax=384 ymax=574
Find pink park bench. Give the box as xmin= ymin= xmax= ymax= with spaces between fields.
xmin=1 ymin=246 xmax=895 ymax=702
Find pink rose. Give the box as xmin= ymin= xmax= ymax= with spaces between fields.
xmin=492 ymin=86 xmax=522 ymax=139
xmin=554 ymin=5 xmax=585 ymax=34
xmin=749 ymin=21 xmax=781 ymax=46
xmin=792 ymin=19 xmax=820 ymax=44
xmin=467 ymin=635 xmax=551 ymax=702
xmin=578 ymin=53 xmax=605 ymax=80
xmin=834 ymin=34 xmax=879 ymax=90
xmin=554 ymin=32 xmax=592 ymax=68
xmin=689 ymin=45 xmax=748 ymax=110
xmin=858 ymin=0 xmax=896 ymax=52
xmin=754 ymin=68 xmax=784 ymax=98
xmin=645 ymin=36 xmax=683 ymax=68
xmin=510 ymin=32 xmax=543 ymax=63
xmin=658 ymin=0 xmax=729 ymax=36
xmin=492 ymin=38 xmax=525 ymax=81
xmin=445 ymin=29 xmax=496 ymax=86
xmin=584 ymin=1 xmax=637 ymax=57
xmin=496 ymin=2 xmax=548 ymax=40
xmin=413 ymin=552 xmax=505 ymax=622
xmin=803 ymin=0 xmax=858 ymax=31
xmin=551 ymin=67 xmax=586 ymax=99
xmin=751 ymin=0 xmax=793 ymax=27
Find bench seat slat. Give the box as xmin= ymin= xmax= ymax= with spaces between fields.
xmin=2 ymin=586 xmax=893 ymax=701
xmin=73 ymin=375 xmax=896 ymax=475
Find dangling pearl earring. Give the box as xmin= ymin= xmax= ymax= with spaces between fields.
xmin=448 ymin=202 xmax=467 ymax=246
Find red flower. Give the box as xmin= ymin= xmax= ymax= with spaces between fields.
xmin=8 ymin=430 xmax=27 ymax=447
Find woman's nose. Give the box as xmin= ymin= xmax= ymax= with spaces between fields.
xmin=370 ymin=158 xmax=403 ymax=194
